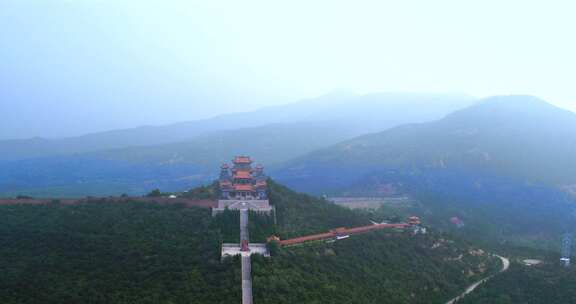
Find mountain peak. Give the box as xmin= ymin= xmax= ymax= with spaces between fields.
xmin=478 ymin=95 xmax=553 ymax=109
xmin=443 ymin=95 xmax=574 ymax=126
xmin=276 ymin=94 xmax=576 ymax=191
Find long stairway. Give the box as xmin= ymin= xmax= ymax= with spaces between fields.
xmin=241 ymin=256 xmax=253 ymax=304
xmin=239 ymin=209 xmax=253 ymax=304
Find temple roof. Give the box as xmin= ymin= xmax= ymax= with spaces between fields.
xmin=233 ymin=184 xmax=254 ymax=191
xmin=234 ymin=171 xmax=252 ymax=179
xmin=233 ymin=156 xmax=252 ymax=164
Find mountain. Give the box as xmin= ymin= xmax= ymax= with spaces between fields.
xmin=275 ymin=95 xmax=576 ymax=192
xmin=0 ymin=122 xmax=357 ymax=197
xmin=0 ymin=92 xmax=474 ymax=161
xmin=273 ymin=95 xmax=576 ymax=250
xmin=91 ymin=122 xmax=356 ymax=167
xmin=0 ymin=181 xmax=501 ymax=304
xmin=0 ymin=92 xmax=475 ymax=197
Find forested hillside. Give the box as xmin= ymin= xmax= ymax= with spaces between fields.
xmin=342 ymin=170 xmax=576 ymax=251
xmin=253 ymin=232 xmax=499 ymax=304
xmin=267 ymin=181 xmax=369 ymax=238
xmin=0 ymin=182 xmax=501 ymax=303
xmin=249 ymin=181 xmax=501 ymax=303
xmin=459 ymin=262 xmax=576 ymax=304
xmin=0 ymin=201 xmax=240 ymax=303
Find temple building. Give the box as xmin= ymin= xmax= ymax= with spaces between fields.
xmin=212 ymin=156 xmax=272 ymax=215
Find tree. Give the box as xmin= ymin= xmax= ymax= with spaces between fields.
xmin=146 ymin=189 xmax=162 ymax=197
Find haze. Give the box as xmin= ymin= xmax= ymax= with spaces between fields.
xmin=1 ymin=0 xmax=575 ymax=139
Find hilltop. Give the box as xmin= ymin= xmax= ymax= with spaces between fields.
xmin=0 ymin=181 xmax=500 ymax=304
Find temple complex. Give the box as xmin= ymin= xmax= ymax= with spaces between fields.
xmin=212 ymin=156 xmax=272 ymax=215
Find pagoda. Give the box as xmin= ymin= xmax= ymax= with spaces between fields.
xmin=212 ymin=156 xmax=272 ymax=215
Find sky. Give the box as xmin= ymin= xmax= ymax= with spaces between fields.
xmin=1 ymin=0 xmax=575 ymax=139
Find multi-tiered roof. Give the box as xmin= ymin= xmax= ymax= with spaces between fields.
xmin=219 ymin=156 xmax=267 ymax=200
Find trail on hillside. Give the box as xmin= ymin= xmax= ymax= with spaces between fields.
xmin=445 ymin=255 xmax=509 ymax=304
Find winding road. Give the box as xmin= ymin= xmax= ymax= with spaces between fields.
xmin=445 ymin=255 xmax=510 ymax=304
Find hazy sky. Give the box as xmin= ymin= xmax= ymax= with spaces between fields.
xmin=1 ymin=0 xmax=575 ymax=139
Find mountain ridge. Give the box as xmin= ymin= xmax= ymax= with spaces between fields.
xmin=0 ymin=92 xmax=475 ymax=161
xmin=275 ymin=95 xmax=576 ymax=191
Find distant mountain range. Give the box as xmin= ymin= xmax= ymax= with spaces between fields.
xmin=271 ymin=95 xmax=576 ymax=250
xmin=0 ymin=92 xmax=475 ymax=197
xmin=3 ymin=93 xmax=576 ymax=250
xmin=0 ymin=122 xmax=355 ymax=197
xmin=2 ymin=94 xmax=575 ymax=202
xmin=0 ymin=92 xmax=474 ymax=161
xmin=275 ymin=95 xmax=576 ymax=193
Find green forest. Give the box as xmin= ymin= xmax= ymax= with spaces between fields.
xmin=252 ymin=231 xmax=499 ymax=304
xmin=0 ymin=181 xmax=504 ymax=303
xmin=459 ymin=262 xmax=576 ymax=304
xmin=0 ymin=201 xmax=240 ymax=304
